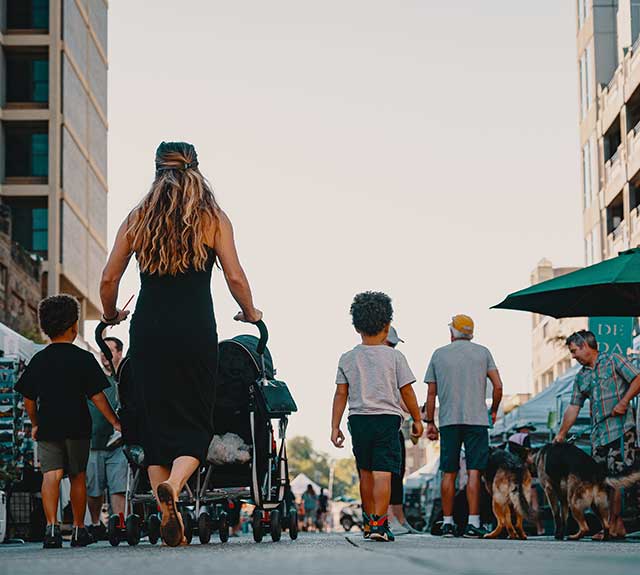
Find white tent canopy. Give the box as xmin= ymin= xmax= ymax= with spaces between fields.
xmin=290 ymin=473 xmax=324 ymax=498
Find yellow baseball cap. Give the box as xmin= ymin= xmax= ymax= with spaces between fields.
xmin=450 ymin=314 xmax=474 ymax=336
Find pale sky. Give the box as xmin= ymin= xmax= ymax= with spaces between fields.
xmin=103 ymin=1 xmax=582 ymax=456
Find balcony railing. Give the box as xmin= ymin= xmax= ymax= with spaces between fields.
xmin=10 ymin=242 xmax=41 ymax=282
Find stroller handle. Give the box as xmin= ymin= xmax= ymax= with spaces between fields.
xmin=254 ymin=320 xmax=269 ymax=356
xmin=95 ymin=322 xmax=116 ymax=375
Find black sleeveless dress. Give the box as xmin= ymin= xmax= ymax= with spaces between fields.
xmin=129 ymin=248 xmax=217 ymax=467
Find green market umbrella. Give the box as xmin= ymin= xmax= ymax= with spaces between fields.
xmin=492 ymin=248 xmax=640 ymax=318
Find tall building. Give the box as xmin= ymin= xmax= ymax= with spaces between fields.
xmin=0 ymin=0 xmax=108 ymax=329
xmin=530 ymin=259 xmax=587 ymax=395
xmin=576 ymin=1 xmax=640 ymax=265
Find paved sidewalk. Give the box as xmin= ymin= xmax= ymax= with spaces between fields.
xmin=1 ymin=532 xmax=638 ymax=575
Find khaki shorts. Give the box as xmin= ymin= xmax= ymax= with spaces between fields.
xmin=38 ymin=439 xmax=90 ymax=475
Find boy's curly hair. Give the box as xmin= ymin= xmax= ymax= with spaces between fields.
xmin=38 ymin=294 xmax=80 ymax=339
xmin=350 ymin=291 xmax=393 ymax=336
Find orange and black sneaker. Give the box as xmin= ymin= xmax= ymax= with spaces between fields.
xmin=363 ymin=512 xmax=371 ymax=539
xmin=369 ymin=514 xmax=395 ymax=542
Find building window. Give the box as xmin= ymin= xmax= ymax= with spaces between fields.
xmin=0 ymin=265 xmax=7 ymax=305
xmin=4 ymin=123 xmax=48 ymax=180
xmin=580 ymin=46 xmax=593 ymax=120
xmin=31 ymin=209 xmax=48 ymax=253
xmin=582 ymin=140 xmax=592 ymax=208
xmin=6 ymin=0 xmax=49 ymax=31
xmin=3 ymin=198 xmax=48 ymax=258
xmin=585 ymin=233 xmax=594 ymax=266
xmin=6 ymin=51 xmax=49 ymax=105
xmin=578 ymin=0 xmax=589 ymax=29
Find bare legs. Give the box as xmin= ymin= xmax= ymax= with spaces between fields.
xmin=360 ymin=470 xmax=392 ymax=517
xmin=42 ymin=469 xmax=64 ymax=525
xmin=42 ymin=470 xmax=88 ymax=528
xmin=88 ymin=493 xmax=125 ymax=524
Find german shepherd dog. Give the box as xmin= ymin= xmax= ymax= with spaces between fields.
xmin=536 ymin=442 xmax=640 ymax=540
xmin=483 ymin=448 xmax=532 ymax=540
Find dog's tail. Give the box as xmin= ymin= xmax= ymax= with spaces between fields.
xmin=511 ymin=468 xmax=530 ymax=517
xmin=605 ymin=469 xmax=640 ymax=490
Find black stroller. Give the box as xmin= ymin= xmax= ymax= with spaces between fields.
xmin=197 ymin=320 xmax=299 ymax=542
xmin=96 ymin=320 xmax=298 ymax=545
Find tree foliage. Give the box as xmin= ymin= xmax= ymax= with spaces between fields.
xmin=287 ymin=436 xmax=360 ymax=500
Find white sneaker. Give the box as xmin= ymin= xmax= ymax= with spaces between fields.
xmin=388 ymin=517 xmax=409 ymax=535
xmin=401 ymin=521 xmax=422 ymax=534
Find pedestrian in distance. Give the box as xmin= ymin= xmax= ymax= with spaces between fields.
xmin=86 ymin=336 xmax=128 ymax=541
xmin=331 ymin=291 xmax=423 ymax=542
xmin=302 ymin=484 xmax=317 ymax=531
xmin=423 ymin=314 xmax=503 ymax=538
xmin=385 ymin=326 xmax=420 ymax=535
xmin=16 ymin=295 xmax=121 ymax=548
xmin=554 ymin=330 xmax=640 ymax=540
xmin=100 ymin=141 xmax=262 ymax=546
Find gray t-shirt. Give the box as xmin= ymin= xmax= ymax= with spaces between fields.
xmin=424 ymin=340 xmax=497 ymax=427
xmin=335 ymin=344 xmax=416 ymax=418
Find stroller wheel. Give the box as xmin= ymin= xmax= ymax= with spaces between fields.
xmin=182 ymin=509 xmax=194 ymax=544
xmin=198 ymin=512 xmax=212 ymax=545
xmin=288 ymin=509 xmax=298 ymax=540
xmin=108 ymin=514 xmax=121 ymax=547
xmin=252 ymin=509 xmax=263 ymax=543
xmin=270 ymin=510 xmax=282 ymax=542
xmin=218 ymin=511 xmax=229 ymax=543
xmin=147 ymin=514 xmax=161 ymax=545
xmin=125 ymin=514 xmax=141 ymax=546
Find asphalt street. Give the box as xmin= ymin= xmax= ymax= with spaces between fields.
xmin=1 ymin=532 xmax=639 ymax=575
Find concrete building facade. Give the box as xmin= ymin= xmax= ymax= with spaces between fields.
xmin=576 ymin=1 xmax=640 ymax=264
xmin=530 ymin=259 xmax=587 ymax=395
xmin=0 ymin=0 xmax=108 ymax=325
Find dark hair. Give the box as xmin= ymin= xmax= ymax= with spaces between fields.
xmin=566 ymin=330 xmax=598 ymax=351
xmin=103 ymin=337 xmax=124 ymax=353
xmin=38 ymin=294 xmax=80 ymax=339
xmin=350 ymin=291 xmax=393 ymax=336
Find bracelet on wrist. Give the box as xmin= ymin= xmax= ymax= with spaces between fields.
xmin=102 ymin=311 xmax=119 ymax=322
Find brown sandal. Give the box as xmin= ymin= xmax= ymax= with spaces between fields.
xmin=157 ymin=482 xmax=184 ymax=547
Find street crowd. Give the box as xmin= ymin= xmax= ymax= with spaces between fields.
xmin=10 ymin=141 xmax=640 ymax=550
xmin=331 ymin=292 xmax=640 ymax=542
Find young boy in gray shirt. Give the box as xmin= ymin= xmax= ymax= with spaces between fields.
xmin=331 ymin=291 xmax=423 ymax=542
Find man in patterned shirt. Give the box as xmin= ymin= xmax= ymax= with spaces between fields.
xmin=555 ymin=330 xmax=640 ymax=539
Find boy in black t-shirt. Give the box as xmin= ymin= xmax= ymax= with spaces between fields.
xmin=16 ymin=295 xmax=121 ymax=548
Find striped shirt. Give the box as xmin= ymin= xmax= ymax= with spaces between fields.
xmin=570 ymin=352 xmax=638 ymax=448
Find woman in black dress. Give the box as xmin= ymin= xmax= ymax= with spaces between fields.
xmin=100 ymin=141 xmax=262 ymax=546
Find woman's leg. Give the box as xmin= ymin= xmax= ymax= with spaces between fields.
xmin=148 ymin=465 xmax=171 ymax=499
xmin=166 ymin=456 xmax=199 ymax=498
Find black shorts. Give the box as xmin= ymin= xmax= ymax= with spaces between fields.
xmin=390 ymin=430 xmax=406 ymax=505
xmin=348 ymin=414 xmax=402 ymax=474
xmin=439 ymin=425 xmax=489 ymax=472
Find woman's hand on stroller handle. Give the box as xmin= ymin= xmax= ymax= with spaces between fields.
xmin=101 ymin=308 xmax=130 ymax=326
xmin=233 ymin=309 xmax=263 ymax=323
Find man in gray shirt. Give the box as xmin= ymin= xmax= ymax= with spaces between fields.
xmin=423 ymin=315 xmax=503 ymax=538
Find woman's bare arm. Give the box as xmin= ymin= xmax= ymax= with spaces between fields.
xmin=100 ymin=217 xmax=134 ymax=324
xmin=214 ymin=210 xmax=262 ymax=323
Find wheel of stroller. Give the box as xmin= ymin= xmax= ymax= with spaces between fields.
xmin=198 ymin=512 xmax=212 ymax=544
xmin=288 ymin=509 xmax=298 ymax=540
xmin=147 ymin=514 xmax=161 ymax=545
xmin=107 ymin=514 xmax=120 ymax=547
xmin=269 ymin=510 xmax=282 ymax=542
xmin=252 ymin=509 xmax=263 ymax=543
xmin=125 ymin=514 xmax=141 ymax=546
xmin=218 ymin=511 xmax=229 ymax=543
xmin=182 ymin=509 xmax=194 ymax=544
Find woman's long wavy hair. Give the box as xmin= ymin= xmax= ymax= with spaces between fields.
xmin=128 ymin=142 xmax=220 ymax=276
